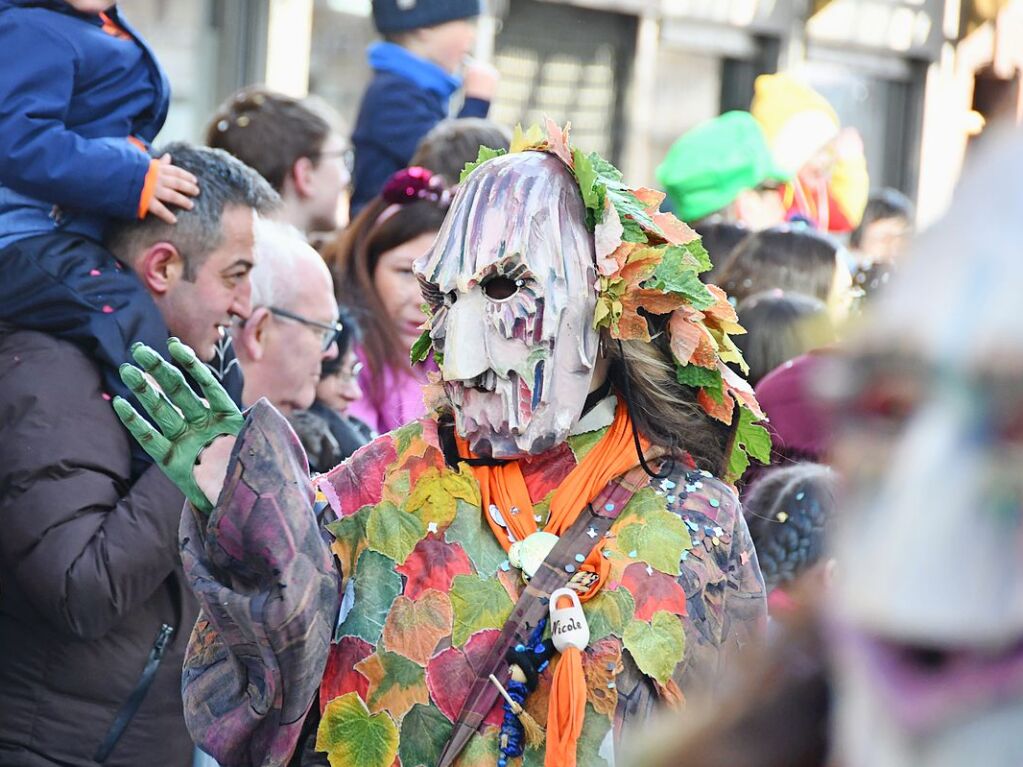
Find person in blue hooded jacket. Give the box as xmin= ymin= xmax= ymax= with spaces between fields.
xmin=0 ymin=0 xmax=202 ymax=466
xmin=349 ymin=0 xmax=499 ymax=215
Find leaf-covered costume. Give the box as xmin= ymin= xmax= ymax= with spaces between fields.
xmin=178 ymin=399 xmax=765 ymax=766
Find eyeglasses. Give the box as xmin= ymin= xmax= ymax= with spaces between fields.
xmin=337 ymin=361 xmax=363 ymax=384
xmin=268 ymin=306 xmax=343 ymax=352
xmin=315 ymin=147 xmax=355 ymax=175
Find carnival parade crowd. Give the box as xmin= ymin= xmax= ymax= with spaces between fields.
xmin=0 ymin=1 xmax=1021 ymax=766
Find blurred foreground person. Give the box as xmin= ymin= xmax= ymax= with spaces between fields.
xmin=829 ymin=129 xmax=1023 ymax=767
xmin=114 ymin=125 xmax=766 ymax=767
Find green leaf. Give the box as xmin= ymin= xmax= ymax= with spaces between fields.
xmin=359 ymin=650 xmax=426 ymax=714
xmin=620 ymin=216 xmax=648 ymax=244
xmin=567 ymin=428 xmax=605 ymax=463
xmin=573 ymin=148 xmax=602 ymax=213
xmin=366 ymin=501 xmax=426 ymax=566
xmin=393 ymin=421 xmax=423 ymax=458
xmin=613 ymin=489 xmax=693 ymax=576
xmin=675 ymin=363 xmax=722 ymax=393
xmin=316 ymin=691 xmax=399 ymax=767
xmin=337 ymin=549 xmax=402 ymax=645
xmin=584 ymin=587 xmax=636 ymax=641
xmin=449 ymin=574 xmax=513 ymax=647
xmin=410 ymin=328 xmax=432 ymax=365
xmin=326 ymin=507 xmax=370 ymax=577
xmin=460 ymin=146 xmax=507 ymax=183
xmin=726 ymin=405 xmax=772 ymax=483
xmin=399 ymin=704 xmax=453 ymax=767
xmin=648 ymin=248 xmax=715 ymax=308
xmin=444 ymin=499 xmax=508 ymax=577
xmin=623 ymin=611 xmax=686 ymax=685
xmin=683 ymin=239 xmax=713 ymax=274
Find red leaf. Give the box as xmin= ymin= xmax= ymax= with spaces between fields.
xmin=621 ymin=563 xmax=687 ymax=621
xmin=425 ymin=629 xmax=504 ymax=726
xmin=652 ymin=212 xmax=699 ymax=245
xmin=320 ymin=636 xmax=373 ymax=713
xmin=320 ymin=437 xmax=397 ymax=516
xmin=521 ymin=442 xmax=577 ymax=502
xmin=397 ymin=534 xmax=473 ymax=600
xmin=668 ymin=308 xmax=704 ymax=365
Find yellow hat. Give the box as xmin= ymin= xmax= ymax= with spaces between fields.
xmin=751 ymin=74 xmax=840 ymax=176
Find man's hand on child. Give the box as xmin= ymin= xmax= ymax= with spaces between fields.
xmin=149 ymin=154 xmax=200 ymax=225
xmin=463 ymin=58 xmax=499 ymax=102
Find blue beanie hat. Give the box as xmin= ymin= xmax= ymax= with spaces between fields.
xmin=372 ymin=0 xmax=482 ymax=35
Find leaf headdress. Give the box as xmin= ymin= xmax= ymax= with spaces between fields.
xmin=450 ymin=120 xmax=770 ymax=481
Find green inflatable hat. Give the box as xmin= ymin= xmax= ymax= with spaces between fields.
xmin=656 ymin=111 xmax=789 ymax=223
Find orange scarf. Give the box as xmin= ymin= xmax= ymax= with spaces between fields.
xmin=457 ymin=400 xmax=648 ymax=767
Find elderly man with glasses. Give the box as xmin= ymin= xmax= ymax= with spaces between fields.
xmin=233 ymin=219 xmax=340 ymax=415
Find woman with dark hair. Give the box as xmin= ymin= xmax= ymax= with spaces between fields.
xmin=734 ymin=290 xmax=835 ymax=387
xmin=321 ymin=167 xmax=450 ymax=433
xmin=717 ymin=224 xmax=854 ymax=323
xmin=289 ymin=307 xmax=374 ymax=473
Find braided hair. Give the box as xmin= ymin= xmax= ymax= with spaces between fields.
xmin=744 ymin=463 xmax=837 ymax=592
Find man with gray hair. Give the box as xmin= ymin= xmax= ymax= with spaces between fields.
xmin=0 ymin=144 xmax=278 ymax=767
xmin=232 ymin=218 xmax=340 ymax=415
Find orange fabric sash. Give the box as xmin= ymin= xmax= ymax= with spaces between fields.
xmin=456 ymin=399 xmax=650 ymax=767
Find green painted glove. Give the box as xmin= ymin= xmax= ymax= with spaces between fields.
xmin=113 ymin=338 xmax=244 ymax=513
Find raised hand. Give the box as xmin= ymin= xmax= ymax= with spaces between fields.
xmin=113 ymin=338 xmax=243 ymax=513
xmin=148 ymin=154 xmax=200 ymax=224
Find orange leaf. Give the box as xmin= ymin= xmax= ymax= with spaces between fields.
xmin=668 ymin=309 xmax=703 ymax=365
xmin=615 ymin=307 xmax=651 ymax=341
xmin=544 ymin=117 xmax=574 ymax=168
xmin=633 ymin=187 xmax=666 ymax=213
xmin=691 ymin=328 xmax=720 ymax=369
xmin=702 ymin=285 xmax=743 ymax=332
xmin=381 ymin=590 xmax=453 ymax=666
xmin=582 ymin=638 xmax=623 ymax=716
xmin=355 ymin=650 xmax=430 ymax=719
xmin=720 ymin=363 xmax=765 ymax=419
xmin=620 ymin=563 xmax=687 ymax=621
xmin=625 ymin=289 xmax=686 ymax=317
xmin=652 ymin=212 xmax=699 ymax=245
xmin=697 ymin=387 xmax=735 ymax=425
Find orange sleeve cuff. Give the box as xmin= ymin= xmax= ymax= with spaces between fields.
xmin=138 ymin=158 xmax=160 ymax=219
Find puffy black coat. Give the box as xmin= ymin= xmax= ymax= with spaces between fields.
xmin=0 ymin=327 xmax=197 ymax=766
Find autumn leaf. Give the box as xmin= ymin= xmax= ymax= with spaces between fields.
xmin=410 ymin=329 xmax=432 ymax=364
xmin=398 ymin=704 xmax=453 ymax=767
xmin=366 ymin=501 xmax=426 ymax=566
xmin=425 ymin=628 xmax=504 ymax=726
xmin=355 ymin=649 xmax=429 ymax=719
xmin=620 ymin=562 xmax=687 ymax=621
xmin=327 ymin=507 xmax=369 ymax=580
xmin=396 ymin=533 xmax=473 ymax=599
xmin=584 ymin=587 xmax=636 ymax=642
xmin=510 ymin=123 xmax=546 ymax=153
xmin=652 ymin=212 xmax=700 ymax=248
xmin=449 ymin=574 xmax=513 ymax=647
xmin=675 ymin=363 xmax=723 ymax=395
xmin=320 ymin=636 xmax=373 ymax=712
xmin=544 ymin=117 xmax=574 ymax=167
xmin=594 ymin=199 xmax=624 ymax=272
xmin=632 ymin=186 xmax=666 ymax=212
xmin=392 ymin=420 xmax=424 ymax=458
xmin=382 ymin=590 xmax=453 ymax=666
xmin=726 ymin=405 xmax=773 ymax=484
xmin=697 ymin=386 xmax=735 ymax=424
xmin=444 ymin=500 xmax=507 ymax=577
xmin=336 ymin=550 xmax=402 ymax=645
xmin=720 ymin=362 xmax=764 ymax=419
xmin=611 ymin=488 xmax=693 ymax=576
xmin=622 ymin=611 xmax=686 ymax=686
xmin=667 ymin=306 xmax=705 ymax=365
xmin=319 ymin=437 xmax=397 ymax=515
xmin=582 ymin=638 xmax=623 ymax=716
xmin=460 ymin=145 xmax=508 ymax=183
xmin=459 ymin=728 xmax=502 ymax=767
xmin=702 ymin=284 xmax=745 ymax=334
xmin=405 ymin=465 xmax=480 ymax=529
xmin=317 ymin=692 xmax=399 ymax=767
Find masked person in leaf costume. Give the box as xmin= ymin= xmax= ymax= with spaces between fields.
xmin=115 ymin=123 xmax=767 ymax=767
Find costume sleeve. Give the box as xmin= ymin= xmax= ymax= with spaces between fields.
xmin=457 ymin=96 xmax=491 ymax=119
xmin=0 ymin=335 xmax=188 ymax=640
xmin=180 ymin=400 xmax=340 ymax=767
xmin=0 ymin=15 xmax=151 ymax=218
xmin=718 ymin=500 xmax=768 ymax=664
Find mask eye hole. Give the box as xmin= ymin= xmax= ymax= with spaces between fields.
xmin=483 ymin=276 xmax=519 ymax=301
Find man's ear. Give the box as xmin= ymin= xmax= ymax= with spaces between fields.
xmin=291 ymin=156 xmax=317 ymax=200
xmin=235 ymin=306 xmax=271 ymax=362
xmin=136 ymin=242 xmax=184 ymax=296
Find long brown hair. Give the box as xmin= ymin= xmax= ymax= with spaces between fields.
xmin=321 ymin=195 xmax=449 ymax=386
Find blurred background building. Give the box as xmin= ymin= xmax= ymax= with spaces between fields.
xmin=130 ymin=0 xmax=1022 ymax=227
